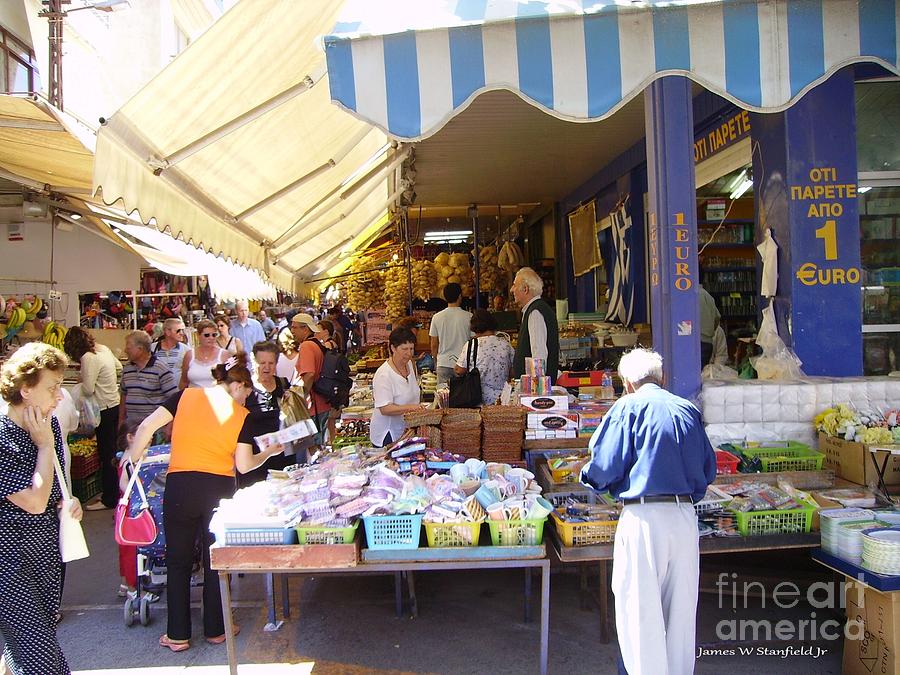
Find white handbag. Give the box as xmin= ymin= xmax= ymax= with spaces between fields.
xmin=51 ymin=451 xmax=90 ymax=563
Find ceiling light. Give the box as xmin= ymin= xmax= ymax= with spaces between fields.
xmin=69 ymin=212 xmax=82 ymax=220
xmin=730 ymin=178 xmax=753 ymax=200
xmin=727 ymin=169 xmax=748 ymax=193
xmin=858 ymin=186 xmax=872 ymax=194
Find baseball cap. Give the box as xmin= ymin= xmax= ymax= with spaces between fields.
xmin=291 ymin=313 xmax=321 ymax=332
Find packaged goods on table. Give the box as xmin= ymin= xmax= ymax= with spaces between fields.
xmin=718 ymin=479 xmax=818 ymax=536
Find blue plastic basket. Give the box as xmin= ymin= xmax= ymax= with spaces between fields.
xmin=362 ymin=514 xmax=423 ymax=550
xmin=223 ymin=528 xmax=296 ymax=546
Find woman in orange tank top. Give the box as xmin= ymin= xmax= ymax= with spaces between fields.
xmin=124 ymin=352 xmax=283 ymax=653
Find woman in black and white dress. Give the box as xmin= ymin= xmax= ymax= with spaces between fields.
xmin=0 ymin=342 xmax=83 ymax=674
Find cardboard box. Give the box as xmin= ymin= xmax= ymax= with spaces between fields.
xmin=527 ymin=411 xmax=580 ymax=431
xmin=520 ymin=395 xmax=569 ymax=412
xmin=843 ymin=580 xmax=900 ymax=675
xmin=818 ymin=433 xmax=900 ymax=488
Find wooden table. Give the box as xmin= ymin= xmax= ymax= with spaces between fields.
xmin=549 ymin=529 xmax=822 ymax=643
xmin=211 ymin=542 xmax=551 ymax=675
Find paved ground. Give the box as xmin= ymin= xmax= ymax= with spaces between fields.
xmin=48 ymin=510 xmax=846 ymax=674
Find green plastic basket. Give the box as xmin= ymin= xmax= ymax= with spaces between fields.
xmin=487 ymin=518 xmax=547 ymax=546
xmin=295 ymin=521 xmax=359 ymax=545
xmin=730 ymin=497 xmax=817 ymax=536
xmin=423 ymin=521 xmax=483 ymax=547
xmin=740 ymin=444 xmax=825 ymax=472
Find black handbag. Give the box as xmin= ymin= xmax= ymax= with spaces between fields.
xmin=449 ymin=338 xmax=482 ymax=408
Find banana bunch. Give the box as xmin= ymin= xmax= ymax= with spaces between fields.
xmin=383 ymin=265 xmax=408 ymax=324
xmin=42 ymin=321 xmax=68 ymax=349
xmin=20 ymin=296 xmax=43 ymax=320
xmin=6 ymin=306 xmax=26 ymax=330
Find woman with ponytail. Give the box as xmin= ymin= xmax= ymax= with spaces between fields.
xmin=123 ymin=352 xmax=284 ymax=653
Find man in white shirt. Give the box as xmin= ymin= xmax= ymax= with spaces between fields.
xmin=428 ymin=283 xmax=472 ymax=386
xmin=511 ymin=267 xmax=559 ymax=384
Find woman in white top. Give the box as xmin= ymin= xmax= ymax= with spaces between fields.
xmin=275 ymin=326 xmax=300 ymax=380
xmin=63 ymin=326 xmax=123 ymax=510
xmin=180 ymin=319 xmax=229 ymax=389
xmin=370 ymin=327 xmax=425 ymax=446
xmin=214 ymin=314 xmax=243 ymax=355
xmin=454 ymin=309 xmax=514 ymax=406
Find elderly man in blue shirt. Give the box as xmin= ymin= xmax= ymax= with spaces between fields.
xmin=581 ymin=348 xmax=716 ymax=675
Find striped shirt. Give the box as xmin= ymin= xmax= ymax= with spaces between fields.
xmin=120 ymin=354 xmax=178 ymax=426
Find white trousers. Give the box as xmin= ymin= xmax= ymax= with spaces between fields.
xmin=612 ymin=503 xmax=700 ymax=675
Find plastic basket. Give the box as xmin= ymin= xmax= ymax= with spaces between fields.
xmin=70 ymin=452 xmax=100 ymax=480
xmin=363 ymin=514 xmax=423 ymax=549
xmin=423 ymin=520 xmax=483 ymax=547
xmin=730 ymin=498 xmax=818 ymax=536
xmin=295 ymin=521 xmax=358 ymax=545
xmin=72 ymin=470 xmax=101 ymax=503
xmin=740 ymin=445 xmax=825 ymax=472
xmin=544 ymin=489 xmax=598 ymax=508
xmin=223 ymin=528 xmax=297 ymax=546
xmin=487 ymin=518 xmax=547 ymax=546
xmin=715 ymin=449 xmax=740 ymax=475
xmin=551 ymin=511 xmax=617 ymax=546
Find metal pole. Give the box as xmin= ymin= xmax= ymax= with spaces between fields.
xmin=469 ymin=204 xmax=481 ymax=309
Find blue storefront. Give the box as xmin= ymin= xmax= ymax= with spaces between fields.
xmin=324 ymin=0 xmax=900 ymax=400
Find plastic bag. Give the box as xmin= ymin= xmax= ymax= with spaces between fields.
xmin=72 ymin=389 xmax=101 ymax=435
xmin=749 ymin=304 xmax=804 ymax=380
xmin=701 ymin=363 xmax=739 ymax=380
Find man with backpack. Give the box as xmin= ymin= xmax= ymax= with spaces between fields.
xmin=289 ymin=313 xmax=352 ymax=447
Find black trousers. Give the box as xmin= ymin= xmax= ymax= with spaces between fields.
xmin=163 ymin=471 xmax=235 ymax=641
xmin=97 ymin=405 xmax=120 ymax=507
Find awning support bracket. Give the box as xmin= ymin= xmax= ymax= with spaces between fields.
xmin=147 ymin=63 xmax=327 ymax=174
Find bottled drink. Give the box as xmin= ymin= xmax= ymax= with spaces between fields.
xmin=600 ymin=371 xmax=614 ymax=400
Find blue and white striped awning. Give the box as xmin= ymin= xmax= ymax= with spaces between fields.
xmin=325 ymin=0 xmax=900 ymax=140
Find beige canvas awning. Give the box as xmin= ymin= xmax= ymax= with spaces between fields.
xmin=0 ymin=95 xmax=94 ymax=195
xmin=93 ymin=0 xmax=394 ymax=294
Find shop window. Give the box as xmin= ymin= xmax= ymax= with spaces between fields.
xmin=856 ymin=81 xmax=900 ymax=173
xmin=859 ymin=185 xmax=900 ymax=375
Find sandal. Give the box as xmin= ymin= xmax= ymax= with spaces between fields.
xmin=117 ymin=584 xmax=130 ymax=598
xmin=159 ymin=634 xmax=190 ymax=652
xmin=206 ymin=624 xmax=240 ymax=644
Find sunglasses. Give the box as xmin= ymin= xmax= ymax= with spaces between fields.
xmin=202 ymin=332 xmax=219 ymax=338
xmin=174 ymin=328 xmax=185 ymax=333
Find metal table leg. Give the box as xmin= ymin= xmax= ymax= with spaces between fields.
xmin=579 ymin=563 xmax=589 ymax=610
xmin=599 ymin=560 xmax=609 ymax=644
xmin=524 ymin=568 xmax=533 ymax=623
xmin=540 ymin=561 xmax=550 ymax=675
xmin=406 ymin=571 xmax=418 ymax=618
xmin=394 ymin=571 xmax=403 ymax=617
xmin=264 ymin=573 xmax=283 ymax=631
xmin=219 ymin=572 xmax=238 ymax=675
xmin=281 ymin=574 xmax=290 ymax=619
xmin=869 ymin=450 xmax=893 ymax=500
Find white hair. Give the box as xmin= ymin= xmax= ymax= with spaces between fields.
xmin=617 ymin=348 xmax=663 ymax=386
xmin=515 ymin=267 xmax=543 ymax=295
xmin=235 ymin=300 xmax=249 ymax=311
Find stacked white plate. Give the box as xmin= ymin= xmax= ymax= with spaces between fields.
xmin=862 ymin=527 xmax=900 ymax=576
xmin=835 ymin=520 xmax=882 ymax=564
xmin=820 ymin=508 xmax=876 ymax=556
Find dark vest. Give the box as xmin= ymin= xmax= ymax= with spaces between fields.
xmin=513 ymin=298 xmax=559 ymax=384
